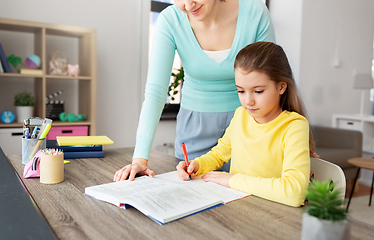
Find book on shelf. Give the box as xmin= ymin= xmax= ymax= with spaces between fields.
xmin=85 ymin=171 xmax=250 ymax=225
xmin=0 ymin=43 xmax=12 ymax=73
xmin=46 ymin=140 xmax=103 ymax=152
xmin=20 ymin=68 xmax=43 ymax=75
xmin=0 ymin=57 xmax=3 ymax=73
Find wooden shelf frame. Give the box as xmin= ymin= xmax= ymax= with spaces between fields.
xmin=0 ymin=17 xmax=96 ymax=135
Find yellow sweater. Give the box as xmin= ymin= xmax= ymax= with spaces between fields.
xmin=194 ymin=107 xmax=310 ymax=207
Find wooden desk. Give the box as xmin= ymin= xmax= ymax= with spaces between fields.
xmin=4 ymin=148 xmax=374 ymax=240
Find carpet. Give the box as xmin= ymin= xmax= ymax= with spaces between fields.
xmin=346 ymin=195 xmax=374 ymax=226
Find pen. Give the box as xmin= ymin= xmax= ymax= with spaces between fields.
xmin=31 ymin=126 xmax=38 ymax=139
xmin=25 ymin=129 xmax=30 ymax=139
xmin=181 ymin=143 xmax=191 ymax=180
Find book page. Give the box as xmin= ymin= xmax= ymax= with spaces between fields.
xmin=155 ymin=171 xmax=250 ymax=203
xmin=85 ymin=176 xmax=223 ymax=224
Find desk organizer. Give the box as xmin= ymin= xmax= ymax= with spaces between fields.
xmin=22 ymin=137 xmax=46 ymax=165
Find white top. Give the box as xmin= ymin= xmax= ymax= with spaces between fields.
xmin=203 ymin=49 xmax=231 ymax=63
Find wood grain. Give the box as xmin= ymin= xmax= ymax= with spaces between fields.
xmin=7 ymin=148 xmax=374 ymax=240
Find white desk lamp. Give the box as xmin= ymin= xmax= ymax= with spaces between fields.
xmin=353 ymin=74 xmax=373 ymax=115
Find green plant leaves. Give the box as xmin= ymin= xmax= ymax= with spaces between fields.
xmin=305 ymin=180 xmax=347 ymax=222
xmin=168 ymin=67 xmax=184 ymax=100
xmin=14 ymin=91 xmax=35 ymax=106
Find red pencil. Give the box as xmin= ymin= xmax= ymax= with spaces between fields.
xmin=181 ymin=143 xmax=192 ymax=180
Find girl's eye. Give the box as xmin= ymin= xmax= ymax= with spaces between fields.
xmin=255 ymin=90 xmax=264 ymax=94
xmin=238 ymin=90 xmax=244 ymax=94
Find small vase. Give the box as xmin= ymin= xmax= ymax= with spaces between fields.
xmin=16 ymin=106 xmax=34 ymax=123
xmin=301 ymin=213 xmax=350 ymax=240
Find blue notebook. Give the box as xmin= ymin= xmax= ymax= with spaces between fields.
xmin=63 ymin=150 xmax=104 ymax=159
xmin=0 ymin=43 xmax=12 ymax=73
xmin=46 ymin=140 xmax=102 ymax=152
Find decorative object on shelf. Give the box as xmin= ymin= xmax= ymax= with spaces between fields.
xmin=301 ymin=180 xmax=349 ymax=240
xmin=14 ymin=91 xmax=36 ymax=123
xmin=353 ymin=73 xmax=373 ymax=116
xmin=49 ymin=51 xmax=67 ymax=76
xmin=59 ymin=112 xmax=86 ymax=122
xmin=169 ymin=67 xmax=183 ymax=102
xmin=1 ymin=110 xmax=15 ymax=124
xmin=67 ymin=64 xmax=80 ymax=77
xmin=45 ymin=90 xmax=64 ymax=120
xmin=7 ymin=54 xmax=26 ymax=72
xmin=0 ymin=43 xmax=13 ymax=73
xmin=25 ymin=54 xmax=41 ymax=69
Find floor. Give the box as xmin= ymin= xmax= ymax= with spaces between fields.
xmin=345 ymin=182 xmax=373 ymax=198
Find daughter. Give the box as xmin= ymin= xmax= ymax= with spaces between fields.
xmin=177 ymin=42 xmax=314 ymax=207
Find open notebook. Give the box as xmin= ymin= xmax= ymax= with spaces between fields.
xmin=85 ymin=171 xmax=250 ymax=225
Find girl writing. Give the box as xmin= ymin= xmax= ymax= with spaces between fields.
xmin=177 ymin=42 xmax=314 ymax=207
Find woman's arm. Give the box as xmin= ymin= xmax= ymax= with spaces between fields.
xmin=114 ymin=10 xmax=177 ymax=181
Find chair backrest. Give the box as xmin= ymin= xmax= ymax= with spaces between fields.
xmin=310 ymin=157 xmax=346 ymax=202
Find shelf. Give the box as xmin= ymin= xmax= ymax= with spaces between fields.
xmin=0 ymin=17 xmax=96 ymax=137
xmin=0 ymin=73 xmax=91 ymax=80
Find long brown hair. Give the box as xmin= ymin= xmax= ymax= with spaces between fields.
xmin=234 ymin=42 xmax=315 ymax=155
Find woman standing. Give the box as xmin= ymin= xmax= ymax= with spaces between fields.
xmin=114 ymin=0 xmax=275 ymax=181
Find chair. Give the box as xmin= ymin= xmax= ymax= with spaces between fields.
xmin=310 ymin=157 xmax=347 ymax=202
xmin=311 ymin=125 xmax=362 ymax=182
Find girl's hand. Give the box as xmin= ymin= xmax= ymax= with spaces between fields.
xmin=201 ymin=171 xmax=233 ymax=188
xmin=176 ymin=160 xmax=199 ymax=181
xmin=113 ymin=158 xmax=155 ymax=182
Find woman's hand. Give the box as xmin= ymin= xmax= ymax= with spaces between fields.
xmin=113 ymin=158 xmax=155 ymax=182
xmin=201 ymin=171 xmax=233 ymax=188
xmin=176 ymin=160 xmax=199 ymax=181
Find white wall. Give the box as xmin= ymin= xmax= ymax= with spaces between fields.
xmin=271 ymin=0 xmax=374 ymax=126
xmin=2 ymin=0 xmax=374 ymax=156
xmin=0 ymin=0 xmax=149 ymax=150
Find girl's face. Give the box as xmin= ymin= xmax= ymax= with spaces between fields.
xmin=235 ymin=69 xmax=287 ymax=124
xmin=174 ymin=0 xmax=217 ymax=20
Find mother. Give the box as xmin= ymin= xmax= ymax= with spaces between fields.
xmin=114 ymin=0 xmax=275 ymax=181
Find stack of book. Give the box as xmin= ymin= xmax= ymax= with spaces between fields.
xmin=46 ymin=140 xmax=104 ymax=159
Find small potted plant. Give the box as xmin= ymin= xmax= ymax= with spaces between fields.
xmin=301 ymin=180 xmax=350 ymax=240
xmin=168 ymin=67 xmax=184 ymax=102
xmin=162 ymin=67 xmax=183 ymax=120
xmin=14 ymin=91 xmax=35 ymax=122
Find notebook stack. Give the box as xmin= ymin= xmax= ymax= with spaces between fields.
xmin=46 ymin=140 xmax=104 ymax=159
xmin=47 ymin=136 xmax=113 ymax=159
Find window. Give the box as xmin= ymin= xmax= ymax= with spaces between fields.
xmin=150 ymin=0 xmax=182 ymax=106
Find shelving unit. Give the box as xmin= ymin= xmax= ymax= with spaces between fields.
xmin=332 ymin=114 xmax=374 ymax=154
xmin=0 ymin=17 xmax=96 ymax=136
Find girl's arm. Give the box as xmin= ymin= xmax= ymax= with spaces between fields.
xmin=229 ymin=121 xmax=310 ymax=207
xmin=193 ymin=123 xmax=233 ymax=175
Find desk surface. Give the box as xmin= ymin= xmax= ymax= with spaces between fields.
xmin=5 ymin=148 xmax=374 ymax=240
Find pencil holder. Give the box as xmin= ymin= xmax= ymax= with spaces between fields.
xmin=40 ymin=150 xmax=64 ymax=184
xmin=22 ymin=137 xmax=46 ymax=165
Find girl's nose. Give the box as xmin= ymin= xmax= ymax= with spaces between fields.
xmin=245 ymin=95 xmax=254 ymax=106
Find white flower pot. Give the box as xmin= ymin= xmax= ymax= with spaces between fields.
xmin=301 ymin=213 xmax=350 ymax=240
xmin=16 ymin=106 xmax=34 ymax=123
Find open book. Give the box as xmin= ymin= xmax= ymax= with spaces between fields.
xmin=85 ymin=171 xmax=250 ymax=225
